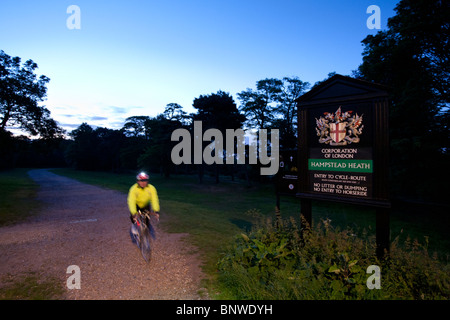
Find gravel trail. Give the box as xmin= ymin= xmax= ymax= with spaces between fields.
xmin=0 ymin=169 xmax=207 ymax=300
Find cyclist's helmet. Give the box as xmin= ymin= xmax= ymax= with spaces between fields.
xmin=136 ymin=172 xmax=149 ymax=181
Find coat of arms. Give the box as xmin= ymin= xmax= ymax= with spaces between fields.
xmin=315 ymin=107 xmax=364 ymax=145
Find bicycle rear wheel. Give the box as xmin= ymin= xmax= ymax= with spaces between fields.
xmin=140 ymin=227 xmax=152 ymax=263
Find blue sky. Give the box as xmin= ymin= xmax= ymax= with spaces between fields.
xmin=0 ymin=0 xmax=399 ymax=133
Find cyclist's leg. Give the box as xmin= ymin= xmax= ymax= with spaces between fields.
xmin=149 ymin=221 xmax=156 ymax=240
xmin=129 ymin=211 xmax=139 ymax=245
xmin=130 ymin=224 xmax=139 ymax=244
xmin=136 ymin=204 xmax=155 ymax=240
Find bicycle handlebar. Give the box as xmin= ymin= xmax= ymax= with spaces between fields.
xmin=137 ymin=209 xmax=159 ymax=222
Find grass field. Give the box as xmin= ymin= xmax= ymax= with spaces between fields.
xmin=0 ymin=272 xmax=64 ymax=300
xmin=0 ymin=169 xmax=40 ymax=226
xmin=1 ymin=168 xmax=448 ymax=298
xmin=49 ymin=169 xmax=449 ymax=276
xmin=0 ymin=169 xmax=65 ymax=299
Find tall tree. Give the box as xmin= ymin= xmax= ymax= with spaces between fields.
xmin=95 ymin=127 xmax=125 ymax=171
xmin=163 ymin=103 xmax=189 ymax=125
xmin=67 ymin=123 xmax=98 ymax=170
xmin=357 ymin=0 xmax=449 ymax=202
xmin=67 ymin=123 xmax=125 ymax=171
xmin=238 ymin=77 xmax=309 ymax=149
xmin=276 ymin=77 xmax=310 ymax=149
xmin=192 ymin=91 xmax=246 ymax=183
xmin=0 ymin=50 xmax=63 ymax=138
xmin=193 ymin=90 xmax=245 ymax=131
xmin=237 ymin=78 xmax=282 ymax=130
xmin=122 ymin=115 xmax=151 ymax=138
xmin=138 ymin=114 xmax=181 ymax=177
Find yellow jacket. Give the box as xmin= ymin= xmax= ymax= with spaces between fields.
xmin=127 ymin=183 xmax=160 ymax=215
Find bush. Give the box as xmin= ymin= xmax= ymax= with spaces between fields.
xmin=217 ymin=213 xmax=449 ymax=300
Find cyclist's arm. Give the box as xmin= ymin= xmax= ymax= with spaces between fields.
xmin=149 ymin=185 xmax=160 ymax=213
xmin=127 ymin=184 xmax=138 ymax=215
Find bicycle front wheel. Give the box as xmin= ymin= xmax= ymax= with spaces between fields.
xmin=140 ymin=227 xmax=152 ymax=263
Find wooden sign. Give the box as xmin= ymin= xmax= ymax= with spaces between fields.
xmin=295 ymin=74 xmax=390 ymax=257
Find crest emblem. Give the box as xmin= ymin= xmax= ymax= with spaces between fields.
xmin=330 ymin=122 xmax=346 ymax=143
xmin=315 ymin=107 xmax=364 ymax=146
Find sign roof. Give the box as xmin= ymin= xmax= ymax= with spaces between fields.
xmin=296 ymin=74 xmax=388 ymax=105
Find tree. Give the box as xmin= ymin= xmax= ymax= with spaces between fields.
xmin=163 ymin=103 xmax=189 ymax=125
xmin=276 ymin=77 xmax=310 ymax=149
xmin=387 ymin=0 xmax=449 ymax=103
xmin=192 ymin=91 xmax=246 ymax=183
xmin=0 ymin=50 xmax=64 ymax=138
xmin=238 ymin=77 xmax=310 ymax=149
xmin=193 ymin=91 xmax=245 ymax=131
xmin=122 ymin=115 xmax=151 ymax=138
xmin=136 ymin=104 xmax=189 ymax=177
xmin=357 ymin=0 xmax=449 ymax=202
xmin=66 ymin=123 xmax=97 ymax=170
xmin=95 ymin=127 xmax=125 ymax=171
xmin=138 ymin=114 xmax=181 ymax=177
xmin=237 ymin=78 xmax=282 ymax=130
xmin=66 ymin=123 xmax=126 ymax=171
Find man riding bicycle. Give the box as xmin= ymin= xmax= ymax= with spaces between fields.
xmin=127 ymin=172 xmax=160 ymax=240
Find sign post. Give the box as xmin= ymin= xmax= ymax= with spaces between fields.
xmin=275 ymin=149 xmax=299 ymax=224
xmin=295 ymin=74 xmax=390 ymax=257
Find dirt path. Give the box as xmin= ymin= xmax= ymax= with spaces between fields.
xmin=0 ymin=169 xmax=208 ymax=300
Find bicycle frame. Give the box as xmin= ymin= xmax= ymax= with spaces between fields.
xmin=133 ymin=210 xmax=154 ymax=263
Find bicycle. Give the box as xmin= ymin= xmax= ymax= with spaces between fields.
xmin=131 ymin=209 xmax=159 ymax=263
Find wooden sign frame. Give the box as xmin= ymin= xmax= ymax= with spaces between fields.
xmin=295 ymin=74 xmax=390 ymax=257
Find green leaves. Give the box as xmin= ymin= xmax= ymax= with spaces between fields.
xmin=218 ymin=216 xmax=450 ymax=300
xmin=219 ymin=229 xmax=296 ymax=286
xmin=0 ymin=50 xmax=63 ymax=138
xmin=328 ymin=264 xmax=341 ymax=274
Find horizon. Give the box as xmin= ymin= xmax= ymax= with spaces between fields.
xmin=1 ymin=0 xmax=399 ymax=135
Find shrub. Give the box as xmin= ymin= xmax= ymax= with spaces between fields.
xmin=217 ymin=214 xmax=449 ymax=300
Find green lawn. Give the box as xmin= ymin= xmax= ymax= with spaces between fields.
xmin=0 ymin=272 xmax=65 ymax=300
xmin=0 ymin=169 xmax=40 ymax=226
xmin=0 ymin=169 xmax=65 ymax=299
xmin=2 ymin=168 xmax=447 ymax=297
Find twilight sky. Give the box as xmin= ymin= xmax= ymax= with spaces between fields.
xmin=0 ymin=0 xmax=398 ymax=133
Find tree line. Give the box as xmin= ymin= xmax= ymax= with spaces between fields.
xmin=0 ymin=67 xmax=308 ymax=183
xmin=1 ymin=0 xmax=448 ymax=203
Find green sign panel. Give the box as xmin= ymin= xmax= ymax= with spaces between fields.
xmin=308 ymin=159 xmax=373 ymax=173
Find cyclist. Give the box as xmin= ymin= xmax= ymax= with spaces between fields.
xmin=127 ymin=172 xmax=160 ymax=241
